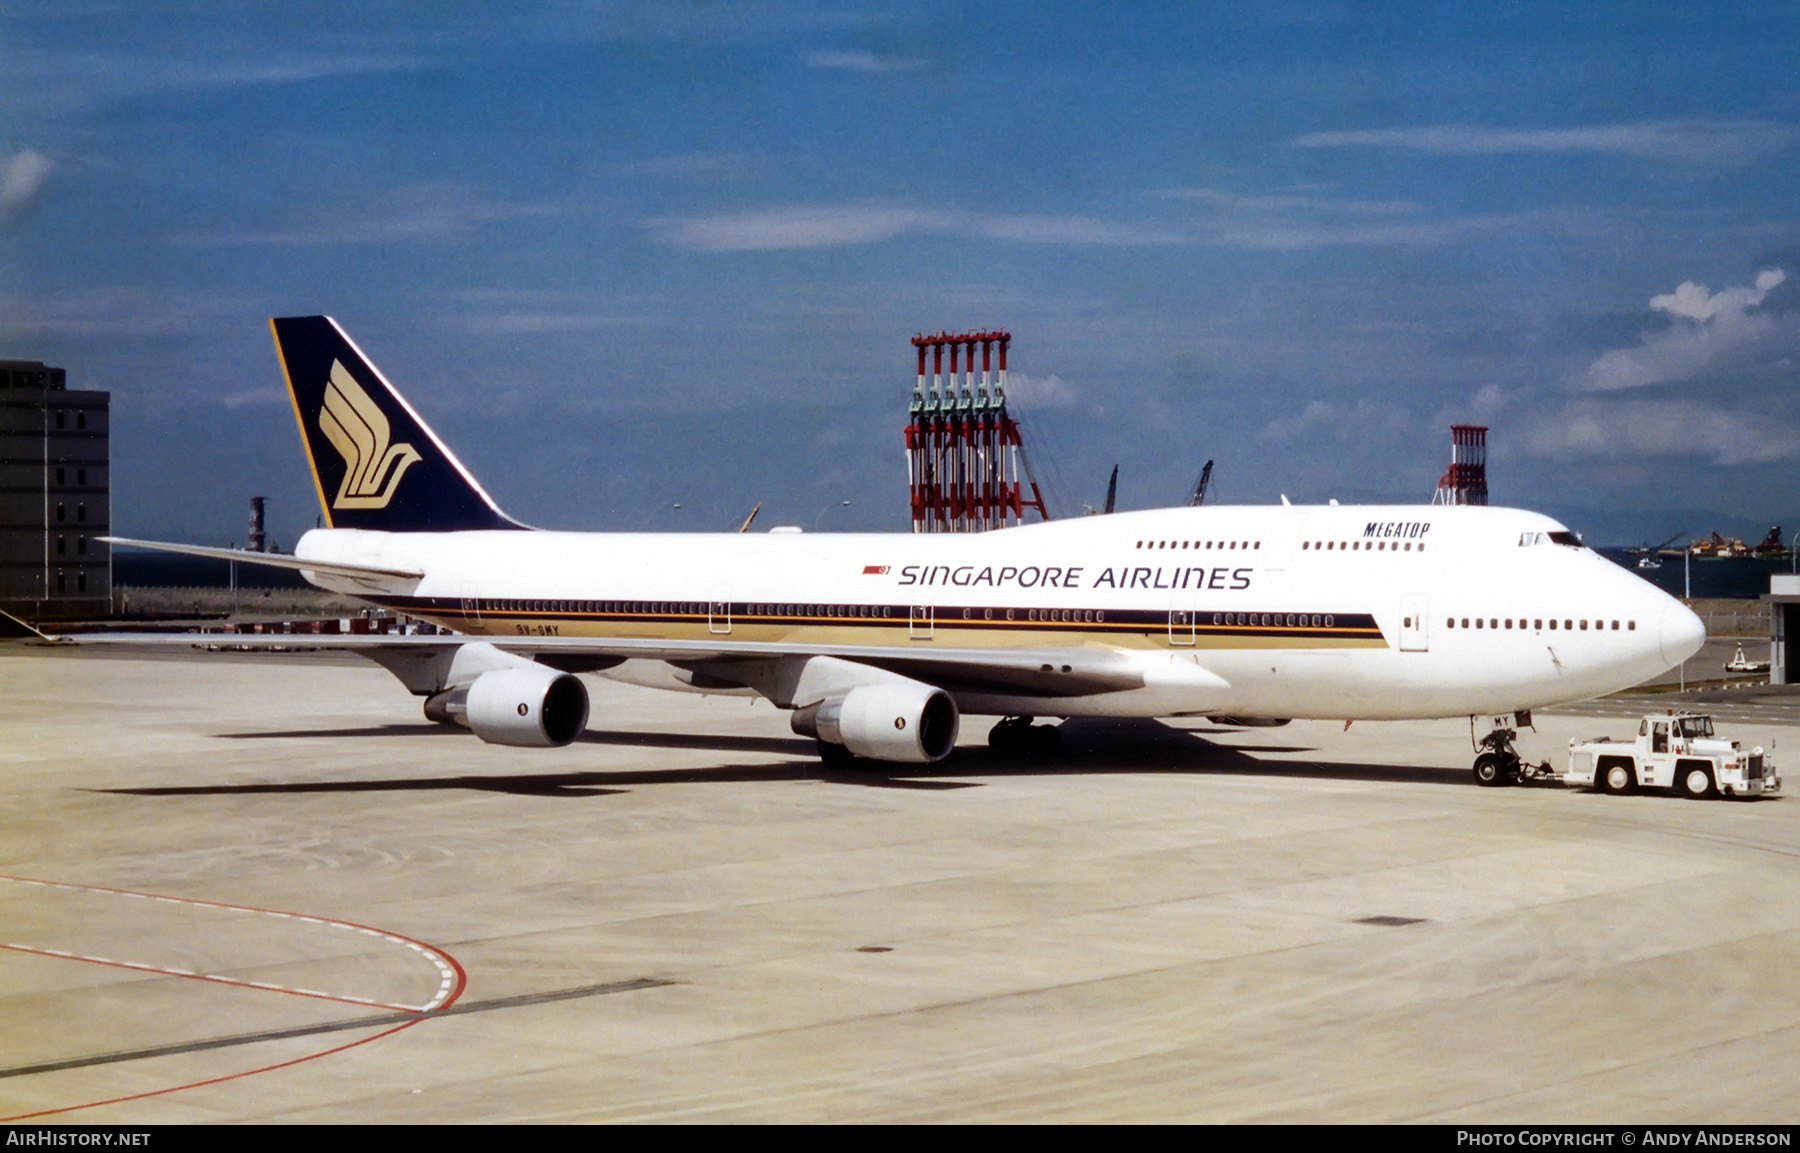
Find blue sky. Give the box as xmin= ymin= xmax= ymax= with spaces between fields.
xmin=5 ymin=2 xmax=1800 ymax=545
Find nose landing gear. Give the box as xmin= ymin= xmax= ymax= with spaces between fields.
xmin=1472 ymin=715 xmax=1558 ymax=787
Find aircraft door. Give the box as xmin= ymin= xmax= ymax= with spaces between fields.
xmin=1399 ymin=594 xmax=1429 ymax=652
xmin=460 ymin=582 xmax=483 ymax=629
xmin=709 ymin=588 xmax=731 ymax=635
xmin=910 ymin=604 xmax=934 ymax=640
xmin=1168 ymin=590 xmax=1197 ymax=646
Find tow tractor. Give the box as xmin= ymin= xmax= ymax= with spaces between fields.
xmin=1566 ymin=712 xmax=1780 ymax=799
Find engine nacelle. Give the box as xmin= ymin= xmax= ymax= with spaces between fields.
xmin=424 ymin=666 xmax=590 ymax=748
xmin=791 ymin=682 xmax=959 ymax=763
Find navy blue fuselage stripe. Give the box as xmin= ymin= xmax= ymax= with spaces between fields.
xmin=365 ymin=596 xmax=1384 ymax=638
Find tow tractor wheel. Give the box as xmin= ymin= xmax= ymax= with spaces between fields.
xmin=1599 ymin=761 xmax=1635 ymax=796
xmin=1682 ymin=765 xmax=1717 ymax=799
xmin=1472 ymin=752 xmax=1513 ymax=788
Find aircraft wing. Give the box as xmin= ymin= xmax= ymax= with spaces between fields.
xmin=3 ymin=622 xmax=1151 ymax=698
xmin=100 ymin=537 xmax=423 ymax=593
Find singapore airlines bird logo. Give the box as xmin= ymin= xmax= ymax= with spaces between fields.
xmin=319 ymin=360 xmax=422 ymax=509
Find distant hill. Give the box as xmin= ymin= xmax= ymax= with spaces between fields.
xmin=1530 ymin=506 xmax=1783 ymax=549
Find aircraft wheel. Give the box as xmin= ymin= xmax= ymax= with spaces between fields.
xmin=1599 ymin=761 xmax=1635 ymax=796
xmin=816 ymin=740 xmax=858 ymax=771
xmin=1472 ymin=752 xmax=1512 ymax=787
xmin=1028 ymin=723 xmax=1062 ymax=755
xmin=1681 ymin=765 xmax=1717 ymax=799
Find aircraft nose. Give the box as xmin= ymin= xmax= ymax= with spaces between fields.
xmin=1658 ymin=598 xmax=1706 ymax=667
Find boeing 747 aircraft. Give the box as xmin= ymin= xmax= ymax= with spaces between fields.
xmin=31 ymin=316 xmax=1702 ymax=778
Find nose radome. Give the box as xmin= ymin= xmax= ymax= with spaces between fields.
xmin=1658 ymin=598 xmax=1706 ymax=668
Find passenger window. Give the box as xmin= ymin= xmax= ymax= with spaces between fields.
xmin=1534 ymin=619 xmax=1542 ymax=630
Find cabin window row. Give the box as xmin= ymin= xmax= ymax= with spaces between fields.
xmin=1445 ymin=617 xmax=1635 ymax=631
xmin=1137 ymin=540 xmax=1260 ymax=551
xmin=749 ymin=604 xmax=891 ymax=619
xmin=1301 ymin=540 xmax=1423 ymax=553
xmin=1213 ymin=613 xmax=1334 ymax=628
xmin=488 ymin=600 xmax=905 ymax=619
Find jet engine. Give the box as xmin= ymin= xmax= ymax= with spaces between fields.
xmin=424 ymin=665 xmax=590 ymax=748
xmin=790 ymin=681 xmax=959 ymax=763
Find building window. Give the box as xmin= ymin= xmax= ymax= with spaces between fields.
xmin=56 ymin=503 xmax=64 ymax=522
xmin=56 ymin=536 xmax=65 ymax=555
xmin=77 ymin=469 xmax=85 ymax=485
xmin=56 ymin=573 xmax=65 ymax=592
xmin=76 ymin=411 xmax=86 ymax=429
xmin=55 ymin=468 xmax=64 ymax=485
xmin=54 ymin=411 xmax=65 ymax=429
xmin=77 ymin=536 xmax=86 ymax=555
xmin=77 ymin=572 xmax=86 ymax=592
xmin=77 ymin=503 xmax=86 ymax=522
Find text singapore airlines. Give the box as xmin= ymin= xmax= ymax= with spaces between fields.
xmin=84 ymin=316 xmax=1703 ymax=773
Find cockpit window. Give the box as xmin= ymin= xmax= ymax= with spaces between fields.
xmin=1548 ymin=531 xmax=1583 ymax=548
xmin=1519 ymin=530 xmax=1584 ymax=548
xmin=1675 ymin=716 xmax=1714 ymax=739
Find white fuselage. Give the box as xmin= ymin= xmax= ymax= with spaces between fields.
xmin=292 ymin=504 xmax=1705 ymax=721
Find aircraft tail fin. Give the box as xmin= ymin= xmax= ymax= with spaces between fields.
xmin=269 ymin=316 xmax=525 ymax=532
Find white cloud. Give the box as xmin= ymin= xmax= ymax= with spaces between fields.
xmin=645 ymin=202 xmax=1181 ymax=251
xmin=0 ymin=150 xmax=54 ymax=216
xmin=1151 ymin=185 xmax=1538 ymax=250
xmin=1150 ymin=187 xmax=1417 ymax=215
xmin=1585 ymin=269 xmax=1786 ymax=391
xmin=1260 ymin=399 xmax=1339 ymax=441
xmin=173 ymin=185 xmax=559 ymax=246
xmin=618 ymin=152 xmax=763 ymax=181
xmin=806 ymin=51 xmax=926 ymax=73
xmin=464 ymin=312 xmax=653 ymax=335
xmin=1291 ymin=119 xmax=1800 ymax=164
xmin=0 ymin=287 xmax=251 ymax=337
xmin=1525 ymin=399 xmax=1800 ymax=465
xmin=1259 ymin=398 xmax=1416 ymax=442
xmin=1000 ymin=372 xmax=1078 ymax=409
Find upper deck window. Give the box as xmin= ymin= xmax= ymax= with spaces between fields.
xmin=1519 ymin=530 xmax=1585 ymax=548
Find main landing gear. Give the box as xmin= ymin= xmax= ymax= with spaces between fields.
xmin=1471 ymin=715 xmax=1557 ymax=788
xmin=988 ymin=716 xmax=1062 ymax=757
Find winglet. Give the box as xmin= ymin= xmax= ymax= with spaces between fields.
xmin=269 ymin=316 xmax=527 ymax=533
